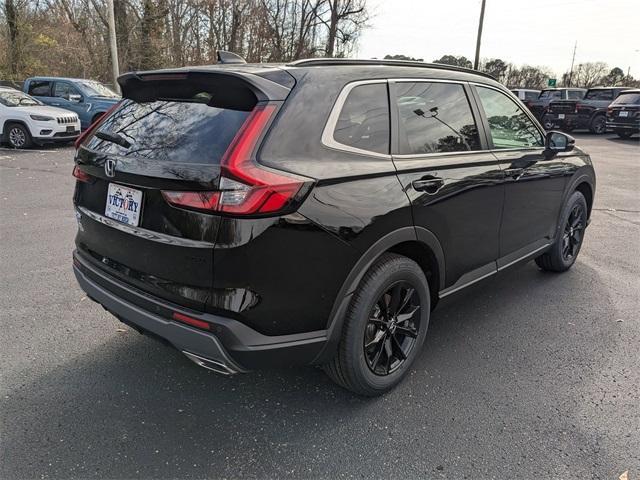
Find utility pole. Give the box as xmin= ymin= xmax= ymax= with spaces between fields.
xmin=107 ymin=0 xmax=120 ymax=94
xmin=568 ymin=41 xmax=577 ymax=87
xmin=473 ymin=0 xmax=486 ymax=70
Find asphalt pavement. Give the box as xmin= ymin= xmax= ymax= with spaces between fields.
xmin=1 ymin=134 xmax=639 ymax=479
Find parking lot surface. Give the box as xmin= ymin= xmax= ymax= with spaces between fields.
xmin=1 ymin=135 xmax=639 ymax=479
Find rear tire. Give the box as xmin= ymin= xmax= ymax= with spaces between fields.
xmin=589 ymin=115 xmax=606 ymax=134
xmin=324 ymin=253 xmax=430 ymax=396
xmin=5 ymin=123 xmax=32 ymax=149
xmin=535 ymin=191 xmax=588 ymax=272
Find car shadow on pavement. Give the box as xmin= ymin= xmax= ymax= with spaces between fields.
xmin=1 ymin=261 xmax=627 ymax=479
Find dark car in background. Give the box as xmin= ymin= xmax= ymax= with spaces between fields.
xmin=526 ymin=88 xmax=586 ymax=125
xmin=545 ymin=87 xmax=631 ymax=133
xmin=606 ymin=89 xmax=640 ymax=138
xmin=71 ymin=57 xmax=595 ymax=396
xmin=23 ymin=77 xmax=120 ymax=129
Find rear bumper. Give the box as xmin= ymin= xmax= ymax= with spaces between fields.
xmin=73 ymin=251 xmax=327 ymax=372
xmin=606 ymin=120 xmax=639 ymax=130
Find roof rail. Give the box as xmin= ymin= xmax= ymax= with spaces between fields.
xmin=287 ymin=58 xmax=496 ymax=80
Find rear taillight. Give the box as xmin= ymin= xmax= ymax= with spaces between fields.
xmin=575 ymin=103 xmax=582 ymax=113
xmin=74 ymin=101 xmax=121 ymax=149
xmin=162 ymin=103 xmax=312 ymax=216
xmin=72 ymin=165 xmax=93 ymax=183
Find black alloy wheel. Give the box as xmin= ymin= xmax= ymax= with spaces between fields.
xmin=363 ymin=282 xmax=421 ymax=376
xmin=561 ymin=204 xmax=585 ymax=261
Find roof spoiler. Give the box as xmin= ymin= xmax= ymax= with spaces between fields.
xmin=217 ymin=50 xmax=247 ymax=65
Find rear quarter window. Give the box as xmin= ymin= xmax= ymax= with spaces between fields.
xmin=331 ymin=83 xmax=390 ymax=155
xmin=84 ymin=98 xmax=250 ymax=164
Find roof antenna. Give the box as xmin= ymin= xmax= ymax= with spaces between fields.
xmin=217 ymin=51 xmax=247 ymax=65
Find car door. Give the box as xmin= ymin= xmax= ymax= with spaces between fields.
xmin=51 ymin=81 xmax=85 ymax=118
xmin=390 ymin=80 xmax=505 ymax=295
xmin=472 ymin=84 xmax=569 ymax=267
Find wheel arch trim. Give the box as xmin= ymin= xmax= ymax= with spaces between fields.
xmin=311 ymin=226 xmax=446 ymax=364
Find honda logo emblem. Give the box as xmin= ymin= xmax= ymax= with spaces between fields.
xmin=104 ymin=158 xmax=117 ymax=178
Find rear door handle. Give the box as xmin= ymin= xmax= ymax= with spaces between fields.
xmin=412 ymin=177 xmax=444 ymax=194
xmin=503 ymin=167 xmax=524 ymax=179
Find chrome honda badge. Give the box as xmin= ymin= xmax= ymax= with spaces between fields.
xmin=105 ymin=158 xmax=117 ymax=178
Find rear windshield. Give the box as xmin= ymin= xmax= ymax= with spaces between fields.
xmin=85 ymin=98 xmax=249 ymax=164
xmin=585 ymin=89 xmax=613 ymax=100
xmin=539 ymin=90 xmax=561 ymax=99
xmin=611 ymin=92 xmax=640 ymax=105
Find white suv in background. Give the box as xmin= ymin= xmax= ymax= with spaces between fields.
xmin=0 ymin=87 xmax=81 ymax=149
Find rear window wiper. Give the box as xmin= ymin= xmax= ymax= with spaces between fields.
xmin=95 ymin=130 xmax=131 ymax=149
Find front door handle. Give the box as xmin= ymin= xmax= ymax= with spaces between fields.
xmin=412 ymin=177 xmax=444 ymax=194
xmin=503 ymin=167 xmax=524 ymax=179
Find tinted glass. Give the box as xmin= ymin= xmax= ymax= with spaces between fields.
xmin=585 ymin=89 xmax=613 ymax=100
xmin=539 ymin=90 xmax=561 ymax=99
xmin=611 ymin=92 xmax=640 ymax=105
xmin=567 ymin=90 xmax=584 ymax=100
xmin=524 ymin=91 xmax=539 ymax=100
xmin=395 ymin=82 xmax=481 ymax=154
xmin=84 ymin=98 xmax=250 ymax=164
xmin=28 ymin=81 xmax=51 ymax=96
xmin=333 ymin=83 xmax=389 ymax=154
xmin=477 ymin=86 xmax=543 ymax=149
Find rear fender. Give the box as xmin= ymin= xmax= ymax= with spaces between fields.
xmin=312 ymin=226 xmax=445 ymax=364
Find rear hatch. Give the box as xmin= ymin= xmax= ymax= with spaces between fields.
xmin=73 ymin=68 xmax=293 ymax=311
xmin=607 ymin=91 xmax=640 ymax=124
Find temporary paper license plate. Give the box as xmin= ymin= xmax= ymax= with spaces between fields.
xmin=619 ymin=111 xmax=629 ymax=117
xmin=105 ymin=183 xmax=142 ymax=226
xmin=558 ymin=114 xmax=565 ymax=119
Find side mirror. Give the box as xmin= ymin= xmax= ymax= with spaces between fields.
xmin=69 ymin=93 xmax=83 ymax=103
xmin=545 ymin=130 xmax=574 ymax=156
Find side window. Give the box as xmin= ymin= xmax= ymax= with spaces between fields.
xmin=53 ymin=82 xmax=77 ymax=100
xmin=28 ymin=81 xmax=51 ymax=96
xmin=476 ymin=86 xmax=543 ymax=149
xmin=524 ymin=91 xmax=538 ymax=101
xmin=333 ymin=83 xmax=389 ymax=154
xmin=567 ymin=90 xmax=583 ymax=100
xmin=395 ymin=82 xmax=481 ymax=155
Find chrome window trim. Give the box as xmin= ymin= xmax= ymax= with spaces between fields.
xmin=322 ymin=78 xmax=548 ymax=160
xmin=321 ymin=79 xmax=391 ymax=159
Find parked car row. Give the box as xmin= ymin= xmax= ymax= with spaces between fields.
xmin=1 ymin=76 xmax=120 ymax=148
xmin=511 ymin=86 xmax=639 ymax=138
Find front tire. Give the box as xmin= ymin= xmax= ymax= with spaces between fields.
xmin=324 ymin=253 xmax=430 ymax=396
xmin=6 ymin=123 xmax=33 ymax=149
xmin=535 ymin=191 xmax=588 ymax=272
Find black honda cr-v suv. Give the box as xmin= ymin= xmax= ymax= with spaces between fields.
xmin=72 ymin=56 xmax=596 ymax=396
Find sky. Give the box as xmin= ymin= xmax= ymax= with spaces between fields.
xmin=357 ymin=0 xmax=640 ymax=78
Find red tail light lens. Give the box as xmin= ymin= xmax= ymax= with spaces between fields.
xmin=162 ymin=103 xmax=311 ymax=216
xmin=172 ymin=312 xmax=210 ymax=330
xmin=72 ymin=165 xmax=94 ymax=183
xmin=74 ymin=101 xmax=121 ymax=149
